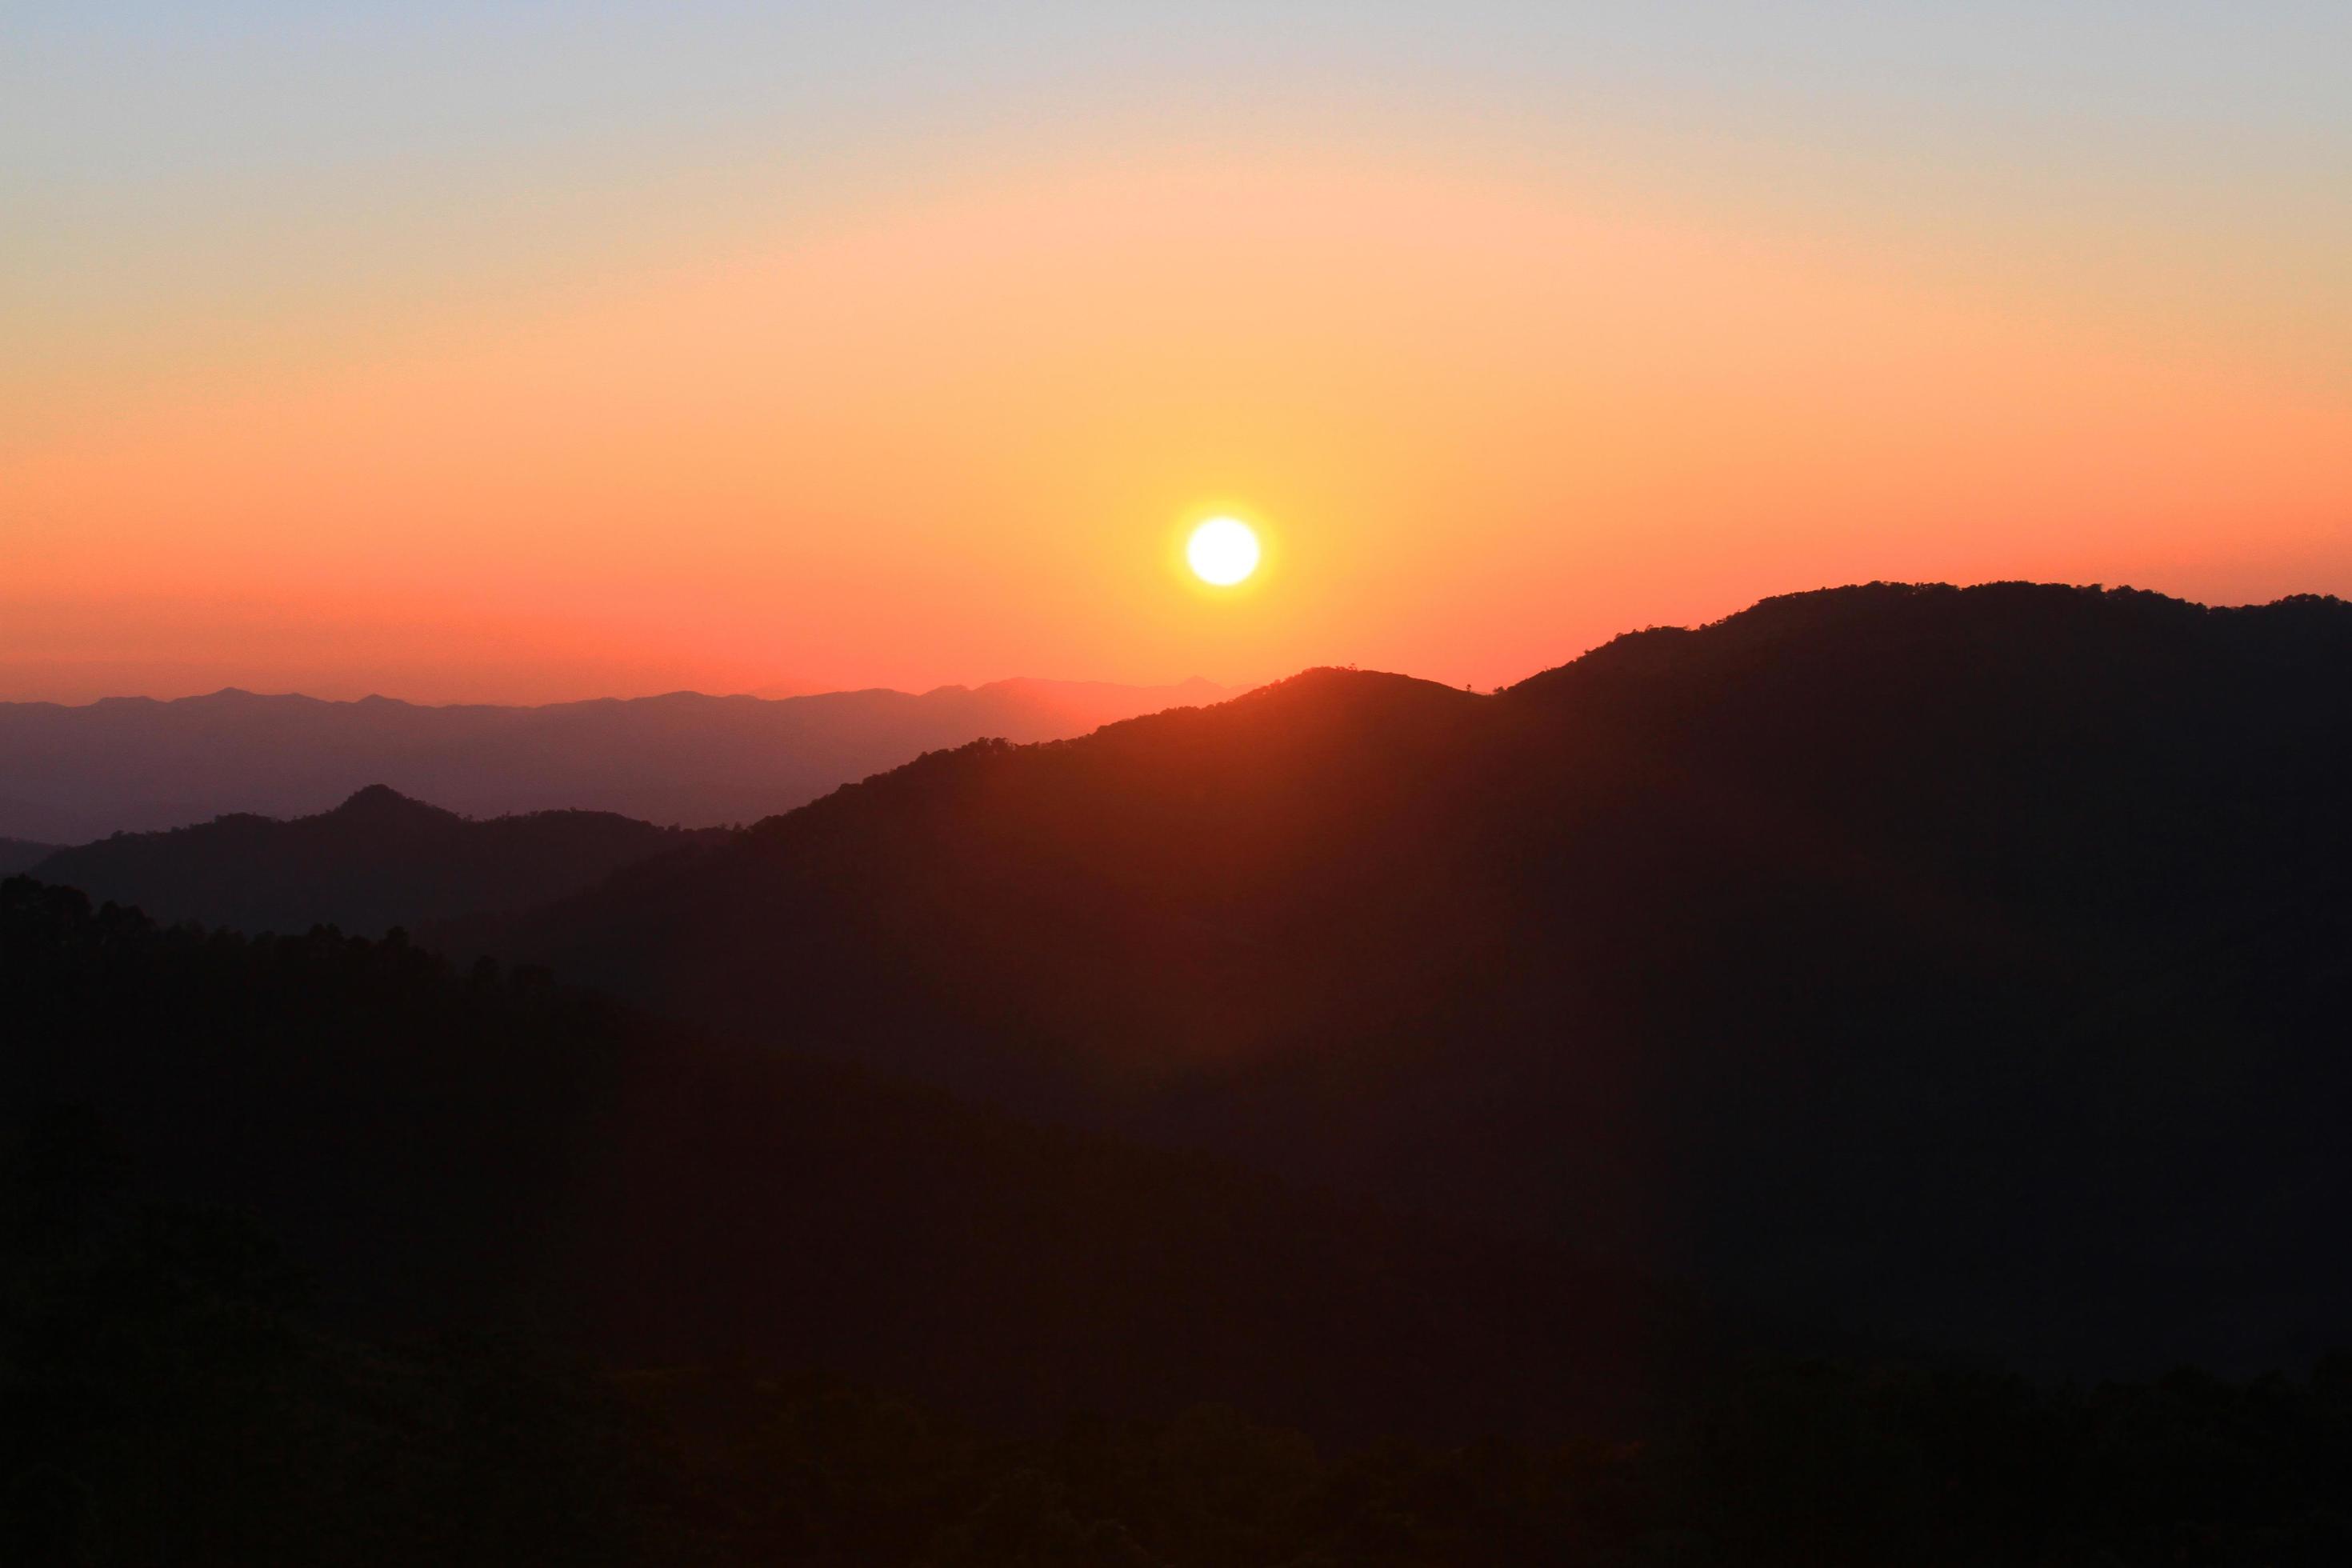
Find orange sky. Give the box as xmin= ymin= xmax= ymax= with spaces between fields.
xmin=6 ymin=14 xmax=2349 ymax=704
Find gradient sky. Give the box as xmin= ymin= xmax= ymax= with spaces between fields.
xmin=5 ymin=2 xmax=2348 ymax=702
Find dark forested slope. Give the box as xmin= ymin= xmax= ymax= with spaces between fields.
xmin=0 ymin=875 xmax=1714 ymax=1445
xmin=472 ymin=583 xmax=2352 ymax=1376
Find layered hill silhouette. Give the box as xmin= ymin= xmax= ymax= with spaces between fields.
xmin=0 ymin=675 xmax=1226 ymax=842
xmin=28 ymin=785 xmax=727 ymax=936
xmin=1 ymin=876 xmax=1721 ymax=1443
xmin=469 ymin=582 xmax=2352 ymax=1378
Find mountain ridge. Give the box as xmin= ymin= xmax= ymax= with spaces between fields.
xmin=457 ymin=581 xmax=2352 ymax=1378
xmin=0 ymin=675 xmax=1231 ymax=841
xmin=30 ymin=785 xmax=727 ymax=936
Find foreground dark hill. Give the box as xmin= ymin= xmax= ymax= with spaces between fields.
xmin=477 ymin=582 xmax=2352 ymax=1377
xmin=0 ymin=675 xmax=1227 ymax=842
xmin=30 ymin=785 xmax=726 ymax=936
xmin=14 ymin=938 xmax=2350 ymax=1568
xmin=0 ymin=876 xmax=1715 ymax=1446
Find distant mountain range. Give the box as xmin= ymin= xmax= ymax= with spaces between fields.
xmin=461 ymin=582 xmax=2352 ymax=1380
xmin=0 ymin=675 xmax=1226 ymax=842
xmin=26 ymin=785 xmax=726 ymax=935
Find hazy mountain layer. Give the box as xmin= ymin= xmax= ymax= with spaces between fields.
xmin=0 ymin=676 xmax=1226 ymax=842
xmin=29 ymin=785 xmax=726 ymax=936
xmin=0 ymin=838 xmax=58 ymax=876
xmin=471 ymin=582 xmax=2352 ymax=1378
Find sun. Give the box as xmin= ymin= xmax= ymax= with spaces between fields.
xmin=1186 ymin=518 xmax=1260 ymax=586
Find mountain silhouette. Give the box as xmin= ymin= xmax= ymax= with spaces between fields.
xmin=465 ymin=582 xmax=2352 ymax=1378
xmin=29 ymin=786 xmax=728 ymax=936
xmin=0 ymin=676 xmax=1229 ymax=842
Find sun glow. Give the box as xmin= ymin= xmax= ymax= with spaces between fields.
xmin=1187 ymin=518 xmax=1261 ymax=586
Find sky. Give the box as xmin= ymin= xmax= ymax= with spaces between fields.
xmin=4 ymin=2 xmax=2348 ymax=703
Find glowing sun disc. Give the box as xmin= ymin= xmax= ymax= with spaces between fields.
xmin=1186 ymin=518 xmax=1260 ymax=586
